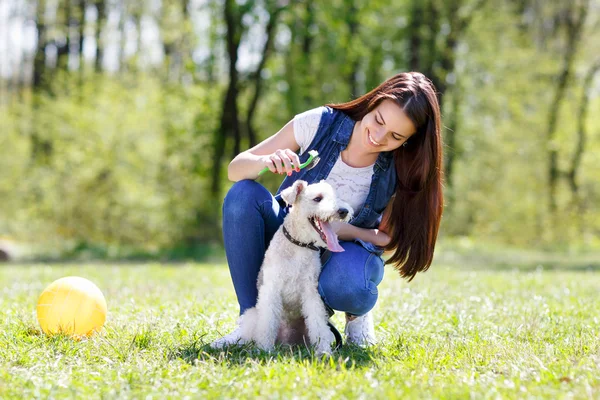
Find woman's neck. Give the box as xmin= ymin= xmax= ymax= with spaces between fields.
xmin=341 ymin=121 xmax=379 ymax=168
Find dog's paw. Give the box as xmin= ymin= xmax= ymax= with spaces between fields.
xmin=315 ymin=345 xmax=333 ymax=357
xmin=256 ymin=339 xmax=275 ymax=352
xmin=210 ymin=329 xmax=247 ymax=349
xmin=313 ymin=331 xmax=335 ymax=356
xmin=318 ymin=329 xmax=335 ymax=347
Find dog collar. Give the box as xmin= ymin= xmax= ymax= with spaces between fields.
xmin=282 ymin=226 xmax=321 ymax=252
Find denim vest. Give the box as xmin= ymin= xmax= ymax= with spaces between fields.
xmin=274 ymin=106 xmax=397 ymax=255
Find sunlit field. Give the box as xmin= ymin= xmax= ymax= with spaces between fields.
xmin=1 ymin=249 xmax=599 ymax=399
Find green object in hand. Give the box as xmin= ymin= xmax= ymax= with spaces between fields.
xmin=258 ymin=150 xmax=320 ymax=176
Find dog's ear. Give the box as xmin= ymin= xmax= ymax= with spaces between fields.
xmin=281 ymin=180 xmax=307 ymax=205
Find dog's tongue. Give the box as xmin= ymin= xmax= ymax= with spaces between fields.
xmin=319 ymin=220 xmax=344 ymax=252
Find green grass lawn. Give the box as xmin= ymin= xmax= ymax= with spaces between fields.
xmin=1 ymin=253 xmax=599 ymax=399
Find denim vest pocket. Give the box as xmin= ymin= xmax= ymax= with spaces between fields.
xmin=354 ymin=238 xmax=384 ymax=256
xmin=354 ymin=207 xmax=383 ymax=229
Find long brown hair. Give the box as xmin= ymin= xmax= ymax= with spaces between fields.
xmin=327 ymin=72 xmax=444 ymax=281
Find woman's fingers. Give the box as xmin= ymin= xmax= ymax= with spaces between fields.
xmin=266 ymin=155 xmax=279 ymax=173
xmin=263 ymin=149 xmax=302 ymax=175
xmin=275 ymin=149 xmax=294 ymax=175
xmin=267 ymin=153 xmax=286 ymax=175
xmin=285 ymin=149 xmax=301 ymax=173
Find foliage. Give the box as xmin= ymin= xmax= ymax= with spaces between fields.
xmin=1 ymin=0 xmax=600 ymax=255
xmin=0 ymin=73 xmax=220 ymax=252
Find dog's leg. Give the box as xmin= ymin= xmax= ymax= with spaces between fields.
xmin=253 ymin=283 xmax=283 ymax=352
xmin=238 ymin=307 xmax=258 ymax=344
xmin=301 ymin=286 xmax=335 ymax=356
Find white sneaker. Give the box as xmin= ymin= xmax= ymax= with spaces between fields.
xmin=344 ymin=312 xmax=376 ymax=346
xmin=210 ymin=320 xmax=245 ymax=349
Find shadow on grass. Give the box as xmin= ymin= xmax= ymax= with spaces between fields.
xmin=167 ymin=339 xmax=379 ymax=369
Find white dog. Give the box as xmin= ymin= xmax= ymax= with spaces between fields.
xmin=237 ymin=179 xmax=353 ymax=355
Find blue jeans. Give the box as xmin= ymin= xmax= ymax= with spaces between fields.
xmin=222 ymin=179 xmax=385 ymax=317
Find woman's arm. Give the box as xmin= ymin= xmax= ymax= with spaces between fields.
xmin=331 ymin=222 xmax=391 ymax=247
xmin=338 ymin=223 xmax=391 ymax=247
xmin=228 ymin=120 xmax=302 ymax=181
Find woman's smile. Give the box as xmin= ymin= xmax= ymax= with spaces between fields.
xmin=366 ymin=129 xmax=383 ymax=147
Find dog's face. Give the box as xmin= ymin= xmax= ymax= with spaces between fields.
xmin=281 ymin=180 xmax=353 ymax=252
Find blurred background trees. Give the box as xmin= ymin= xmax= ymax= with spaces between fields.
xmin=0 ymin=0 xmax=599 ymax=258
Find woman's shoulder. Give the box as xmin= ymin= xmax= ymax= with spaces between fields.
xmin=293 ymin=105 xmax=329 ymax=121
xmin=293 ymin=106 xmax=330 ymax=155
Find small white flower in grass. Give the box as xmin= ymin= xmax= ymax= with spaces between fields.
xmin=504 ymin=379 xmax=515 ymax=389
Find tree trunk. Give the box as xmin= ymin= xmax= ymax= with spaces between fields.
xmin=408 ymin=0 xmax=424 ymax=72
xmin=210 ymin=0 xmax=243 ymax=197
xmin=33 ymin=0 xmax=48 ymax=90
xmin=74 ymin=0 xmax=86 ymax=99
xmin=205 ymin=0 xmax=219 ymax=83
xmin=546 ymin=0 xmax=588 ymax=212
xmin=435 ymin=0 xmax=486 ymax=189
xmin=300 ymin=1 xmax=315 ymax=109
xmin=78 ymin=0 xmax=86 ymax=63
xmin=284 ymin=6 xmax=299 ymax=115
xmin=95 ymin=0 xmax=106 ymax=72
xmin=344 ymin=0 xmax=360 ymax=99
xmin=57 ymin=0 xmax=72 ymax=71
xmin=31 ymin=0 xmax=53 ymax=164
xmin=365 ymin=47 xmax=383 ymax=92
xmin=422 ymin=0 xmax=440 ymax=79
xmin=444 ymin=80 xmax=462 ymax=190
xmin=246 ymin=2 xmax=286 ymax=148
xmin=118 ymin=0 xmax=127 ymax=73
xmin=567 ymin=59 xmax=599 ymax=199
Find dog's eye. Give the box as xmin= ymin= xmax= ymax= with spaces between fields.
xmin=313 ymin=196 xmax=323 ymax=202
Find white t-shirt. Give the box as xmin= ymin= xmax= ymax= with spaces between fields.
xmin=293 ymin=106 xmax=374 ymax=213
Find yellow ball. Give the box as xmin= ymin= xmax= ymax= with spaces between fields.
xmin=36 ymin=276 xmax=107 ymax=338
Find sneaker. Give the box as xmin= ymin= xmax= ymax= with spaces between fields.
xmin=344 ymin=311 xmax=376 ymax=346
xmin=210 ymin=320 xmax=244 ymax=349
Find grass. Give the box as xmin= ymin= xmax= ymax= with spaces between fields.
xmin=1 ymin=250 xmax=599 ymax=399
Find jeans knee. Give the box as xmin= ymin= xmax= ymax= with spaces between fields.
xmin=223 ymin=179 xmax=267 ymax=217
xmin=318 ymin=248 xmax=384 ymax=316
xmin=365 ymin=253 xmax=385 ymax=290
xmin=346 ymin=285 xmax=378 ymax=316
xmin=318 ymin=279 xmax=378 ymax=317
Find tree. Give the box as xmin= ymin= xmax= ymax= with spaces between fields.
xmin=545 ymin=0 xmax=589 ymax=213
xmin=568 ymin=59 xmax=600 ymax=202
xmin=245 ymin=0 xmax=288 ymax=148
xmin=33 ymin=0 xmax=48 ymax=90
xmin=95 ymin=0 xmax=106 ymax=72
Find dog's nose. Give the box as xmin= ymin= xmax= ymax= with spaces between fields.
xmin=338 ymin=208 xmax=349 ymax=219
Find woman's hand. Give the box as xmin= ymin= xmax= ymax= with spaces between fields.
xmin=260 ymin=149 xmax=301 ymax=176
xmin=329 ymin=221 xmax=350 ymax=241
xmin=329 ymin=221 xmax=391 ymax=247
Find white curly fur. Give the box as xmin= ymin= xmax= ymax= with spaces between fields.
xmin=238 ymin=180 xmax=353 ymax=355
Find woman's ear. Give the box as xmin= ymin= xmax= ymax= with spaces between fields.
xmin=281 ymin=180 xmax=307 ymax=205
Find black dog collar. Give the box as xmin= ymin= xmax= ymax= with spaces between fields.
xmin=282 ymin=226 xmax=321 ymax=252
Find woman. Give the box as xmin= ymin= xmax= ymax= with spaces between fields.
xmin=212 ymin=71 xmax=444 ymax=348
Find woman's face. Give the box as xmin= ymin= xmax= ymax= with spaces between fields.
xmin=359 ymin=99 xmax=417 ymax=153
